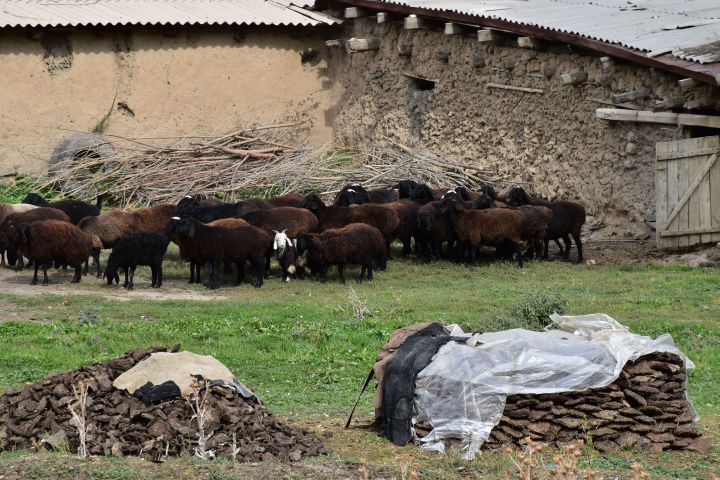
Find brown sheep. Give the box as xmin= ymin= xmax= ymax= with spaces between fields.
xmin=417 ymin=200 xmax=457 ymax=259
xmin=299 ymin=194 xmax=399 ymax=255
xmin=0 ymin=207 xmax=72 ymax=270
xmin=12 ymin=220 xmax=93 ymax=285
xmin=79 ymin=204 xmax=176 ymax=276
xmin=296 ymin=223 xmax=387 ymax=283
xmin=268 ymin=194 xmax=305 ymax=208
xmin=0 ymin=203 xmax=38 ymax=267
xmin=439 ymin=193 xmax=526 ymax=267
xmin=384 ymin=200 xmax=419 ymax=256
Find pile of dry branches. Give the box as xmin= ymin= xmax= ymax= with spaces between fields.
xmin=42 ymin=123 xmax=508 ymax=206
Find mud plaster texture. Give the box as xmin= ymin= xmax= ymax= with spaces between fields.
xmin=330 ymin=18 xmax=720 ymax=229
xmin=0 ymin=25 xmax=341 ymax=175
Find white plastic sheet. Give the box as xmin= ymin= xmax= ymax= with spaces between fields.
xmin=413 ymin=313 xmax=695 ymax=459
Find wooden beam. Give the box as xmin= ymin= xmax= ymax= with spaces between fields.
xmin=661 ymin=154 xmax=717 ymax=232
xmin=678 ymin=78 xmax=700 ymax=91
xmin=596 ymin=108 xmax=720 ymax=128
xmin=518 ymin=36 xmax=539 ymax=49
xmin=659 ymin=225 xmax=720 ymax=238
xmin=397 ymin=42 xmax=413 ymax=56
xmin=477 ymin=29 xmax=499 ymax=42
xmin=344 ymin=7 xmax=367 ymax=18
xmin=345 ymin=38 xmax=381 ymax=53
xmin=376 ymin=12 xmax=391 ymax=23
xmin=611 ymin=89 xmax=649 ymax=104
xmin=587 ymin=97 xmax=641 ymax=110
xmin=560 ymin=71 xmax=588 ymax=85
xmin=404 ymin=15 xmax=426 ymax=29
xmin=486 ymin=83 xmax=543 ymax=94
xmin=444 ymin=22 xmax=463 ymax=35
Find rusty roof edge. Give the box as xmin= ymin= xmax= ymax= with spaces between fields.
xmin=334 ymin=0 xmax=720 ymax=86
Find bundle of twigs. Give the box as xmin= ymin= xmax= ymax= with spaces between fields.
xmin=40 ymin=123 xmax=508 ymax=206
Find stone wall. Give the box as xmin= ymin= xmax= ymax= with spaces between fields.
xmin=328 ymin=18 xmax=717 ymax=228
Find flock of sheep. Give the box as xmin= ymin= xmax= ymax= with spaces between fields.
xmin=0 ymin=181 xmax=586 ymax=289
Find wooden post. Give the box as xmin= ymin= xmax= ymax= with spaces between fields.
xmin=596 ymin=108 xmax=720 ymax=128
xmin=518 ymin=37 xmax=539 ymax=49
xmin=345 ymin=38 xmax=381 ymax=53
xmin=435 ymin=48 xmax=450 ymax=62
xmin=397 ymin=43 xmax=413 ymax=57
xmin=560 ymin=71 xmax=587 ymax=85
xmin=477 ymin=29 xmax=499 ymax=42
xmin=678 ymin=78 xmax=699 ymax=91
xmin=404 ymin=15 xmax=426 ymax=30
xmin=377 ymin=12 xmax=391 ymax=23
xmin=486 ymin=83 xmax=543 ymax=94
xmin=611 ymin=90 xmax=649 ymax=103
xmin=444 ymin=23 xmax=463 ymax=35
xmin=344 ymin=7 xmax=367 ymax=19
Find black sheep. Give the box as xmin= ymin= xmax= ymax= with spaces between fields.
xmin=22 ymin=193 xmax=100 ymax=225
xmin=175 ymin=196 xmax=273 ymax=223
xmin=104 ymin=233 xmax=170 ymax=289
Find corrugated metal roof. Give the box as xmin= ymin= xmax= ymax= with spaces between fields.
xmin=0 ymin=0 xmax=340 ymax=28
xmin=364 ymin=0 xmax=720 ymax=64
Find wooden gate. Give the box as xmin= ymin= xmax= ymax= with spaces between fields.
xmin=656 ymin=135 xmax=720 ymax=249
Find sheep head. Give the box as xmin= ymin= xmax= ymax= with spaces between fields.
xmin=21 ymin=193 xmax=48 ymax=207
xmin=506 ymin=186 xmax=531 ymax=206
xmin=299 ymin=194 xmax=325 ymax=212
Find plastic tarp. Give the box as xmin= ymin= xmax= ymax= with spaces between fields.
xmin=413 ymin=313 xmax=695 ymax=459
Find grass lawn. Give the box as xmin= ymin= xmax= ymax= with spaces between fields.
xmin=0 ymin=251 xmax=718 ymax=478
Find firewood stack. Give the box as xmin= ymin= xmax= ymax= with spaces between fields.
xmin=483 ymin=352 xmax=709 ymax=454
xmin=0 ymin=348 xmax=329 ymax=461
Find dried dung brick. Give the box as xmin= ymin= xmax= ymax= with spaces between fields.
xmin=594 ymin=440 xmax=619 ymax=453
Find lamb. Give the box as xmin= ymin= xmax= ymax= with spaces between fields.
xmin=0 ymin=203 xmax=38 ymax=267
xmin=164 ymin=217 xmax=249 ymax=284
xmin=175 ymin=196 xmax=273 ymax=222
xmin=268 ymin=193 xmax=305 ymax=208
xmin=299 ymin=194 xmax=399 ymax=254
xmin=104 ymin=233 xmax=170 ymax=289
xmin=296 ymin=223 xmax=387 ymax=283
xmin=505 ymin=186 xmax=586 ymax=263
xmin=273 ymin=230 xmax=298 ymax=282
xmin=79 ymin=204 xmax=176 ymax=276
xmin=11 ymin=220 xmax=93 ymax=285
xmin=439 ymin=193 xmax=526 ymax=267
xmin=384 ymin=200 xmax=420 ymax=256
xmin=22 ymin=193 xmax=100 ymax=225
xmin=0 ymin=207 xmax=72 ymax=270
xmin=170 ymin=218 xmax=270 ymax=289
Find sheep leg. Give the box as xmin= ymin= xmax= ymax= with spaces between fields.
xmin=209 ymin=261 xmax=219 ymax=289
xmin=223 ymin=261 xmax=233 ymax=275
xmin=264 ymin=252 xmax=271 ymax=279
xmin=338 ymin=264 xmax=346 ymax=284
xmin=129 ymin=266 xmax=137 ymax=290
xmin=0 ymin=251 xmax=5 ymax=268
xmin=93 ymin=249 xmax=102 ymax=278
xmin=401 ymin=237 xmax=412 ymax=257
xmin=31 ymin=264 xmax=39 ymax=285
xmin=17 ymin=254 xmax=25 ymax=271
xmin=514 ymin=243 xmax=524 ymax=268
xmin=71 ymin=265 xmax=82 ymax=283
xmin=83 ymin=258 xmax=89 ymax=276
xmin=157 ymin=263 xmax=164 ymax=287
xmin=359 ymin=265 xmax=366 ymax=282
xmin=554 ymin=239 xmax=565 ymax=256
xmin=572 ymin=232 xmax=583 ymax=264
xmin=254 ymin=260 xmax=264 ymax=289
xmin=542 ymin=238 xmax=550 ymax=259
xmin=235 ymin=262 xmax=246 ymax=285
xmin=561 ymin=234 xmax=572 ymax=261
xmin=150 ymin=264 xmax=157 ymax=288
xmin=123 ymin=268 xmax=130 ymax=289
xmin=42 ymin=266 xmax=49 ymax=286
xmin=367 ymin=264 xmax=373 ymax=280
